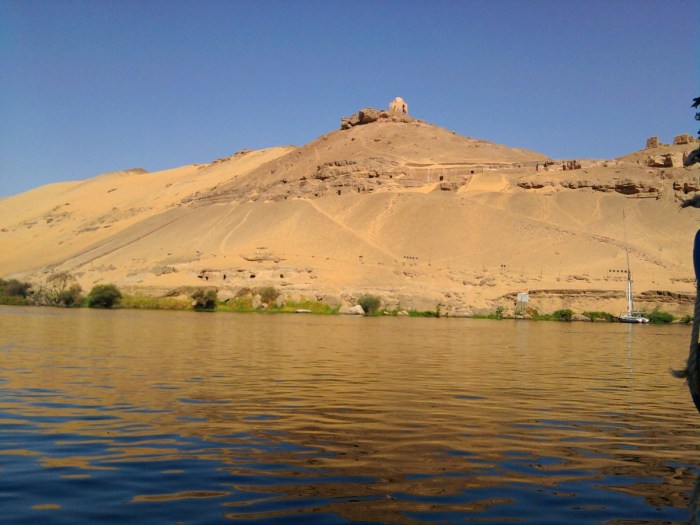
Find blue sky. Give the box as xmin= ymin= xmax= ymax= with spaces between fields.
xmin=1 ymin=0 xmax=697 ymax=197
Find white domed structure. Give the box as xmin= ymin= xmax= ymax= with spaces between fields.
xmin=389 ymin=97 xmax=408 ymax=115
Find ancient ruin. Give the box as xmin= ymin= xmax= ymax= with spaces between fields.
xmin=646 ymin=136 xmax=659 ymax=149
xmin=674 ymin=133 xmax=695 ymax=145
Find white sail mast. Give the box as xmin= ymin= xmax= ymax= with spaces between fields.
xmin=623 ymin=210 xmax=634 ymax=314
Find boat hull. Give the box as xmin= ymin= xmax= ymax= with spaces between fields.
xmin=619 ymin=314 xmax=649 ymax=324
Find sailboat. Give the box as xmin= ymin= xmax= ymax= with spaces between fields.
xmin=619 ymin=211 xmax=649 ymax=324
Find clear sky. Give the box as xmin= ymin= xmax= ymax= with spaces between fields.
xmin=1 ymin=0 xmax=698 ymax=197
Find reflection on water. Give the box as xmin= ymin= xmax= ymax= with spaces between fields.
xmin=1 ymin=306 xmax=699 ymax=524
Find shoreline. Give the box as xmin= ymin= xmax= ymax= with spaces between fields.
xmin=0 ymin=300 xmax=690 ymax=325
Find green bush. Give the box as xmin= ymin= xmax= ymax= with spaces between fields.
xmin=408 ymin=309 xmax=440 ymax=317
xmin=191 ymin=288 xmax=218 ymax=310
xmin=0 ymin=294 xmax=29 ymax=306
xmin=647 ymin=307 xmax=673 ymax=324
xmin=36 ymin=272 xmax=84 ymax=306
xmin=217 ymin=296 xmax=254 ymax=312
xmin=534 ymin=309 xmax=575 ymax=321
xmin=257 ymin=286 xmax=280 ymax=305
xmin=57 ymin=285 xmax=83 ymax=307
xmin=120 ymin=295 xmax=191 ymax=310
xmin=495 ymin=305 xmax=505 ymax=320
xmin=583 ymin=311 xmax=614 ymax=322
xmin=473 ymin=305 xmax=507 ymax=320
xmin=87 ymin=284 xmax=122 ymax=308
xmin=357 ymin=294 xmax=381 ymax=315
xmin=552 ymin=309 xmax=574 ymax=322
xmin=0 ymin=278 xmax=32 ymax=305
xmin=0 ymin=278 xmax=32 ymax=298
xmin=277 ymin=298 xmax=337 ymax=314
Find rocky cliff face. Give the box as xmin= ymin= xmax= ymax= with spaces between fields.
xmin=516 ymin=154 xmax=699 ymax=203
xmin=191 ymin=112 xmax=548 ymax=204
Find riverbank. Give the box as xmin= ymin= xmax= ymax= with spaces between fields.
xmin=1 ymin=277 xmax=693 ymax=324
xmin=0 ymin=294 xmax=688 ymax=324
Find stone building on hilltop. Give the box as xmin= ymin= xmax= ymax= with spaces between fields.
xmin=390 ymin=97 xmax=408 ymax=115
xmin=674 ymin=133 xmax=696 ymax=145
xmin=646 ymin=136 xmax=659 ymax=149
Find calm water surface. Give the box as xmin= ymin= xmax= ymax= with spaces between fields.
xmin=1 ymin=306 xmax=699 ymax=524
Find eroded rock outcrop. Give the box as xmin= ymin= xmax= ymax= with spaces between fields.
xmin=517 ymin=178 xmax=662 ymax=195
xmin=339 ymin=304 xmax=365 ymax=315
xmin=673 ymin=179 xmax=700 ymax=194
xmin=340 ymin=107 xmax=414 ymax=129
xmin=648 ymin=153 xmax=684 ymax=168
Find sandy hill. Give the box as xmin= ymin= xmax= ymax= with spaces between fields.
xmin=2 ymin=108 xmax=700 ymax=316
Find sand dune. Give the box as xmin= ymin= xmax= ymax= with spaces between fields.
xmin=2 ymin=112 xmax=699 ymax=316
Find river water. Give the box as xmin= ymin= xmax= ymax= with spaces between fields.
xmin=1 ymin=306 xmax=698 ymax=524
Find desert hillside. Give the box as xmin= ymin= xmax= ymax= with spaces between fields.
xmin=2 ymin=107 xmax=700 ymax=316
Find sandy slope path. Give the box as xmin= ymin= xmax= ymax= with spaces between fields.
xmin=41 ymin=207 xmax=192 ymax=274
xmin=302 ymin=198 xmax=401 ymax=263
xmin=31 ymin=195 xmax=406 ymax=288
xmin=218 ymin=209 xmax=254 ymax=253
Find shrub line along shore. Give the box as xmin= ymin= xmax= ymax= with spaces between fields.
xmin=0 ymin=278 xmax=685 ymax=324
